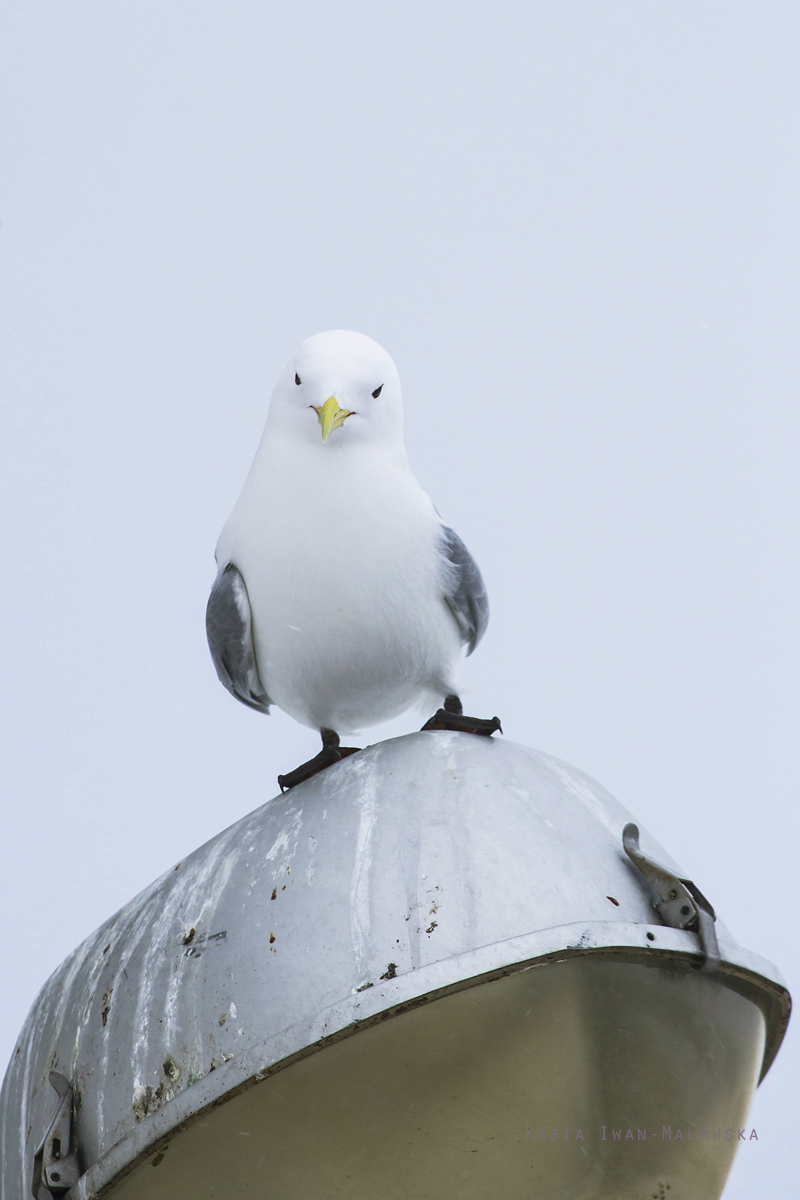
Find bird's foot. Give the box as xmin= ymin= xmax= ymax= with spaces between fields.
xmin=277 ymin=730 xmax=360 ymax=792
xmin=421 ymin=693 xmax=502 ymax=737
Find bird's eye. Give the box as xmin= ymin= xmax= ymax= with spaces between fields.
xmin=295 ymin=373 xmax=301 ymax=385
xmin=372 ymin=384 xmax=383 ymax=398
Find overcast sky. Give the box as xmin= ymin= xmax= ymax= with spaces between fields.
xmin=1 ymin=3 xmax=797 ymax=1195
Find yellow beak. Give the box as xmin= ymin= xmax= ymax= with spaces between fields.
xmin=313 ymin=396 xmax=352 ymax=443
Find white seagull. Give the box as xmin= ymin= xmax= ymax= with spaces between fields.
xmin=206 ymin=330 xmax=500 ymax=790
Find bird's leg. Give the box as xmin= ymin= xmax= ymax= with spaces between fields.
xmin=320 ymin=727 xmax=362 ymax=762
xmin=421 ymin=693 xmax=502 ymax=737
xmin=277 ymin=728 xmax=361 ymax=792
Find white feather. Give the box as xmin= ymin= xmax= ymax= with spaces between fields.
xmin=215 ymin=331 xmax=462 ymax=734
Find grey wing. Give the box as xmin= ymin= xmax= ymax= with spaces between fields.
xmin=438 ymin=525 xmax=489 ymax=656
xmin=206 ymin=563 xmax=271 ymax=713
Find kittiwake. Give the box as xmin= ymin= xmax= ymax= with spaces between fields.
xmin=206 ymin=329 xmax=500 ymax=789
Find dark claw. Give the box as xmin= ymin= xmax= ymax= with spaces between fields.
xmin=278 ymin=745 xmax=340 ymax=792
xmin=421 ymin=709 xmax=503 ymax=737
xmin=278 ymin=730 xmax=361 ymax=792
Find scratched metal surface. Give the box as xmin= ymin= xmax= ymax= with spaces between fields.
xmin=0 ymin=732 xmax=789 ymax=1199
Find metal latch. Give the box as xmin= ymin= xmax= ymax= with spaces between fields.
xmin=32 ymin=1072 xmax=81 ymax=1199
xmin=623 ymin=823 xmax=720 ymax=973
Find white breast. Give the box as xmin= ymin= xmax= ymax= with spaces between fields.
xmin=216 ymin=435 xmax=461 ymax=733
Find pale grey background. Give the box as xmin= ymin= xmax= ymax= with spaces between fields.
xmin=1 ymin=2 xmax=797 ymax=1194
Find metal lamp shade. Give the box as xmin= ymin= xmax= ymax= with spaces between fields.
xmin=0 ymin=733 xmax=789 ymax=1200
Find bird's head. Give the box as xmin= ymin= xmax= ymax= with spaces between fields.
xmin=266 ymin=330 xmax=404 ymax=453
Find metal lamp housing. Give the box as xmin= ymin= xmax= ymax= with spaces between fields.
xmin=0 ymin=733 xmax=790 ymax=1199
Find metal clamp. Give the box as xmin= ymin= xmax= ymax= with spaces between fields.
xmin=623 ymin=823 xmax=720 ymax=972
xmin=32 ymin=1073 xmax=81 ymax=1199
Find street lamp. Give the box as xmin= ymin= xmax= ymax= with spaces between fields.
xmin=1 ymin=733 xmax=789 ymax=1199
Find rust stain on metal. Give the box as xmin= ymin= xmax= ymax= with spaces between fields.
xmin=162 ymin=1055 xmax=181 ymax=1082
